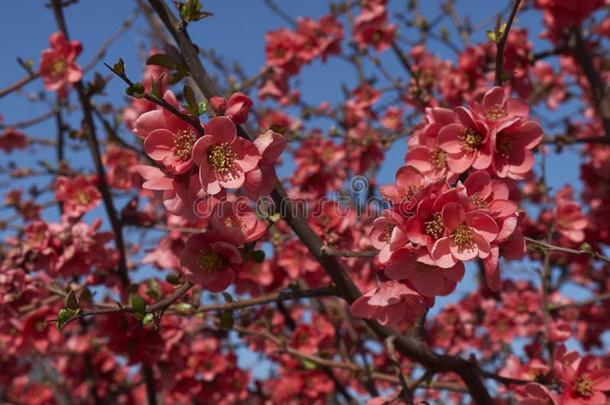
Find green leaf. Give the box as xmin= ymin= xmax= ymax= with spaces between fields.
xmin=125 ymin=82 xmax=145 ymax=98
xmin=64 ymin=290 xmax=79 ymax=311
xmin=130 ymin=294 xmax=147 ymax=314
xmin=301 ymin=358 xmax=317 ymax=370
xmin=57 ymin=308 xmax=74 ymax=330
xmin=219 ymin=310 xmax=234 ymax=330
xmin=146 ymin=54 xmax=178 ymax=69
xmin=486 ymin=30 xmax=497 ymax=43
xmin=183 ymin=84 xmax=198 ymax=116
xmin=222 ymin=292 xmax=234 ymax=303
xmin=142 ymin=313 xmax=155 ymax=326
xmin=498 ymin=22 xmax=508 ymax=36
xmin=176 ymin=303 xmax=193 ymax=313
xmin=198 ymin=100 xmax=208 ymax=115
xmin=579 ymin=242 xmax=592 ymax=253
xmin=147 ymin=279 xmax=161 ymax=299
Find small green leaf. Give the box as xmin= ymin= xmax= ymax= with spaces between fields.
xmin=176 ymin=303 xmax=193 ymax=313
xmin=183 ymin=84 xmax=198 ymax=115
xmin=64 ymin=290 xmax=79 ymax=311
xmin=198 ymin=100 xmax=208 ymax=115
xmin=251 ymin=250 xmax=266 ymax=263
xmin=579 ymin=242 xmax=592 ymax=253
xmin=222 ymin=292 xmax=234 ymax=303
xmin=130 ymin=294 xmax=147 ymax=314
xmin=301 ymin=358 xmax=317 ymax=370
xmin=142 ymin=313 xmax=154 ymax=326
xmin=57 ymin=308 xmax=74 ymax=330
xmin=498 ymin=22 xmax=508 ymax=36
xmin=125 ymin=82 xmax=145 ymax=98
xmin=486 ymin=30 xmax=497 ymax=43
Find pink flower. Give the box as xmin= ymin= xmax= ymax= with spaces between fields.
xmin=553 ymin=346 xmax=610 ymax=405
xmin=123 ymin=50 xmax=169 ymax=130
xmin=404 ymin=188 xmax=460 ymax=251
xmin=244 ymin=129 xmax=287 ymax=198
xmin=521 ymin=383 xmax=558 ymax=405
xmin=139 ymin=90 xmax=201 ymax=174
xmin=476 ymin=86 xmax=529 ymax=125
xmin=211 ymin=199 xmax=267 ymax=245
xmin=134 ymin=90 xmax=188 ymax=139
xmin=39 ymin=32 xmax=82 ymax=97
xmin=380 ymin=107 xmax=404 ymax=130
xmin=0 ymin=128 xmax=27 ymax=153
xmin=180 ymin=231 xmax=242 ymax=292
xmin=350 ymin=280 xmax=428 ymax=328
xmin=554 ymin=186 xmax=588 ymax=243
xmin=210 ymin=93 xmax=253 ymax=124
xmin=135 ymin=165 xmax=207 ymax=221
xmin=192 ymin=117 xmax=261 ymax=195
xmin=384 ymin=247 xmax=465 ymax=297
xmin=369 ymin=210 xmax=408 ymax=264
xmin=55 ymin=175 xmax=101 ymax=218
xmin=430 ymin=202 xmax=498 ymax=268
xmin=437 ymin=106 xmax=492 ymax=174
xmin=491 ymin=119 xmax=543 ymax=179
xmin=405 ymin=145 xmax=451 ymax=181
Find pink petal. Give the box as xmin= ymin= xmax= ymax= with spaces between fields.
xmin=205 ymin=116 xmax=237 ymax=143
xmin=442 ymin=202 xmax=465 ymax=234
xmin=437 ymin=124 xmax=464 ymax=153
xmin=431 ymin=237 xmax=457 ymax=268
xmin=465 ymin=211 xmax=499 ymax=242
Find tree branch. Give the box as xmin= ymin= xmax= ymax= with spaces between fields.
xmin=494 ymin=0 xmax=522 ymax=86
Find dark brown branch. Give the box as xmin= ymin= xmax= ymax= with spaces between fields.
xmin=494 ymin=0 xmax=522 ymax=86
xmin=568 ymin=28 xmax=610 ymax=138
xmin=50 ymin=0 xmax=130 ymax=291
xmin=142 ymin=365 xmax=158 ymax=405
xmin=525 ymin=236 xmax=610 ymax=263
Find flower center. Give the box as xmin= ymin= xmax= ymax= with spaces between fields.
xmin=429 ymin=147 xmax=447 ymax=170
xmin=198 ymin=250 xmax=224 ymax=273
xmin=52 ymin=58 xmax=67 ymax=75
xmin=224 ymin=216 xmax=246 ymax=230
xmin=470 ymin=193 xmax=488 ymax=209
xmin=497 ymin=136 xmax=512 ymax=159
xmin=572 ymin=376 xmax=594 ymax=398
xmin=425 ymin=212 xmax=445 ymax=240
xmin=207 ymin=143 xmax=236 ymax=172
xmin=382 ymin=224 xmax=394 ymax=243
xmin=75 ymin=190 xmax=91 ymax=206
xmin=173 ymin=129 xmax=197 ymax=161
xmin=485 ymin=104 xmax=506 ymax=120
xmin=460 ymin=128 xmax=483 ymax=152
xmin=452 ymin=224 xmax=473 ymax=250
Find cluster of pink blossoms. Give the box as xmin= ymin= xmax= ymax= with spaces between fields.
xmin=260 ymin=14 xmax=343 ymax=102
xmin=352 ymin=87 xmax=539 ymax=328
xmin=352 ymin=0 xmax=396 ymax=52
xmin=128 ymin=65 xmax=285 ymax=291
xmin=39 ymin=32 xmax=82 ymax=97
